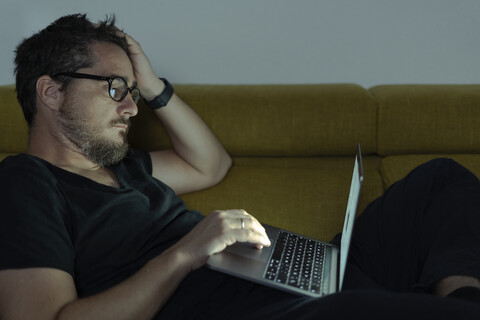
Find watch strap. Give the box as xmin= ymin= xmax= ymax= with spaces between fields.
xmin=145 ymin=78 xmax=174 ymax=109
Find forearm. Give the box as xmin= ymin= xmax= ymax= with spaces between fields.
xmin=57 ymin=249 xmax=191 ymax=320
xmin=122 ymin=33 xmax=231 ymax=191
xmin=153 ymin=93 xmax=231 ymax=179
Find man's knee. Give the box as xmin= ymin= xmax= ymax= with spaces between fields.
xmin=412 ymin=158 xmax=476 ymax=184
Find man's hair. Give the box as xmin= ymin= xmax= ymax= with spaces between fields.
xmin=14 ymin=13 xmax=129 ymax=128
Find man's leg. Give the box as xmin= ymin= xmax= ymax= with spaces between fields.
xmin=157 ymin=268 xmax=480 ymax=320
xmin=432 ymin=275 xmax=480 ymax=297
xmin=338 ymin=158 xmax=480 ymax=293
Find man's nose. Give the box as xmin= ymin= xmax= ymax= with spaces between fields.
xmin=118 ymin=94 xmax=139 ymax=118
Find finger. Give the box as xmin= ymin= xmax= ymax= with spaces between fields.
xmin=212 ymin=209 xmax=268 ymax=241
xmin=214 ymin=209 xmax=263 ymax=229
xmin=209 ymin=209 xmax=270 ymax=246
xmin=225 ymin=216 xmax=251 ymax=230
xmin=214 ymin=209 xmax=250 ymax=218
xmin=231 ymin=228 xmax=271 ymax=247
xmin=224 ymin=215 xmax=266 ymax=237
xmin=240 ymin=216 xmax=268 ymax=238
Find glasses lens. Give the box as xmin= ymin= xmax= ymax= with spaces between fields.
xmin=130 ymin=88 xmax=141 ymax=104
xmin=110 ymin=78 xmax=128 ymax=101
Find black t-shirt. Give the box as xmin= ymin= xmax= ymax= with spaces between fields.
xmin=0 ymin=150 xmax=203 ymax=297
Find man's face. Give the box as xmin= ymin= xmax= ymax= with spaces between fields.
xmin=57 ymin=42 xmax=138 ymax=166
xmin=58 ymin=92 xmax=131 ymax=166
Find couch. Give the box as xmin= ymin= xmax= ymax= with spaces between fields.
xmin=1 ymin=83 xmax=479 ymax=242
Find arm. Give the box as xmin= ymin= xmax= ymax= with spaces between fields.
xmin=149 ymin=91 xmax=232 ymax=195
xmin=0 ymin=210 xmax=270 ymax=320
xmin=0 ymin=249 xmax=188 ymax=320
xmin=0 ymin=245 xmax=191 ymax=320
xmin=125 ymin=34 xmax=232 ymax=195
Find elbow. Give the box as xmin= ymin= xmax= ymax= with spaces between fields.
xmin=188 ymin=149 xmax=232 ymax=193
xmin=213 ymin=152 xmax=232 ymax=185
xmin=205 ymin=152 xmax=232 ymax=188
xmin=223 ymin=152 xmax=233 ymax=171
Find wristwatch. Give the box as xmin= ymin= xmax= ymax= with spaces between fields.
xmin=145 ymin=78 xmax=174 ymax=109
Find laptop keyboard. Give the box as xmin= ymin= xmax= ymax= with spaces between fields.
xmin=264 ymin=231 xmax=326 ymax=294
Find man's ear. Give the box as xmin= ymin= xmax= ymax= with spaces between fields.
xmin=36 ymin=75 xmax=64 ymax=111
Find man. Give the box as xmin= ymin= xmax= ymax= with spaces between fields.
xmin=0 ymin=14 xmax=479 ymax=320
xmin=1 ymin=13 xmax=270 ymax=319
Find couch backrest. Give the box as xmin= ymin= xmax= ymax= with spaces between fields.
xmin=2 ymin=83 xmax=479 ymax=158
xmin=0 ymin=85 xmax=28 ymax=156
xmin=128 ymin=84 xmax=378 ymax=156
xmin=371 ymin=85 xmax=480 ymax=156
xmin=1 ymin=83 xmax=376 ymax=158
xmin=1 ymin=83 xmax=374 ymax=158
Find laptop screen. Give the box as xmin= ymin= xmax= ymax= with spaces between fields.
xmin=339 ymin=145 xmax=364 ymax=290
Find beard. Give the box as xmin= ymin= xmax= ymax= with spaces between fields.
xmin=58 ymin=100 xmax=130 ymax=167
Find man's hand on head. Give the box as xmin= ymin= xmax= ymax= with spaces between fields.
xmin=92 ymin=22 xmax=164 ymax=100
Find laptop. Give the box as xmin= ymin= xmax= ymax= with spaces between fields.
xmin=207 ymin=144 xmax=364 ymax=297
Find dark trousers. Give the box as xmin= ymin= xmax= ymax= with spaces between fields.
xmin=158 ymin=158 xmax=480 ymax=319
xmin=340 ymin=157 xmax=480 ymax=293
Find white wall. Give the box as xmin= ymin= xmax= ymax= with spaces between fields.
xmin=1 ymin=0 xmax=479 ymax=87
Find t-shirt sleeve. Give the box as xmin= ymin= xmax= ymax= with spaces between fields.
xmin=0 ymin=160 xmax=75 ymax=276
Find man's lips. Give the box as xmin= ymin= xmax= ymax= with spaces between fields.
xmin=111 ymin=119 xmax=131 ymax=130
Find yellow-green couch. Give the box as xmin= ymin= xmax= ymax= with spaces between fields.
xmin=1 ymin=84 xmax=479 ymax=242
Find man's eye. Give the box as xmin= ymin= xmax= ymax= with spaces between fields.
xmin=110 ymin=88 xmax=121 ymax=99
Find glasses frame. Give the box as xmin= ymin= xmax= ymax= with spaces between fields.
xmin=54 ymin=72 xmax=141 ymax=104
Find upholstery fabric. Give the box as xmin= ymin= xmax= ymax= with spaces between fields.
xmin=0 ymin=85 xmax=29 ymax=154
xmin=129 ymin=84 xmax=378 ymax=157
xmin=372 ymin=85 xmax=480 ymax=156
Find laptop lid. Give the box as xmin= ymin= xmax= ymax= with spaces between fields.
xmin=338 ymin=144 xmax=364 ymax=290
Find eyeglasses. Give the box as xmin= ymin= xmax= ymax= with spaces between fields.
xmin=54 ymin=72 xmax=141 ymax=104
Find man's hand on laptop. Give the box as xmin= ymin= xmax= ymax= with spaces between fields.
xmin=170 ymin=209 xmax=271 ymax=271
